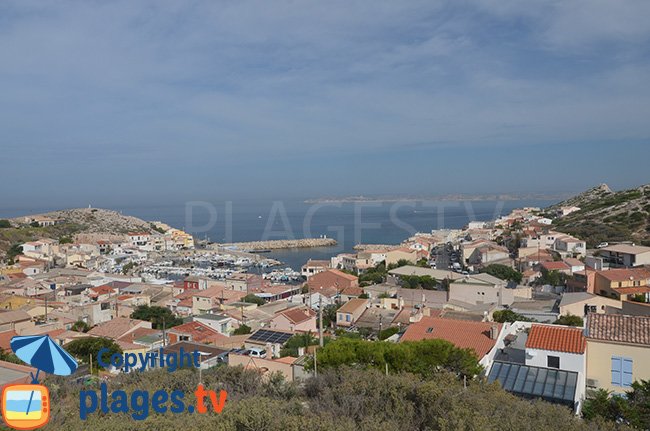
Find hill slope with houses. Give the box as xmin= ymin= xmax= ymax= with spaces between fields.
xmin=0 ymin=208 xmax=155 ymax=258
xmin=548 ymin=183 xmax=650 ymax=247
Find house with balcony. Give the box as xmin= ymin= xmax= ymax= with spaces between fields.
xmin=598 ymin=244 xmax=650 ymax=268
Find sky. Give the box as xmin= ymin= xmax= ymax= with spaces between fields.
xmin=1 ymin=0 xmax=649 ymax=210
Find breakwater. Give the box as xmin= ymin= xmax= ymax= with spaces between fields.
xmin=215 ymin=238 xmax=337 ymax=251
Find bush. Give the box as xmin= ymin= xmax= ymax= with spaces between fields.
xmin=233 ymin=324 xmax=252 ymax=335
xmin=314 ymin=337 xmax=482 ymax=377
xmin=130 ymin=305 xmax=183 ymax=329
xmin=482 ymin=264 xmax=523 ymax=283
xmin=65 ymin=337 xmax=122 ymax=370
xmin=554 ymin=314 xmax=584 ymax=327
xmin=0 ymin=219 xmax=11 ymax=228
xmin=493 ymin=309 xmax=532 ymax=323
xmin=71 ymin=320 xmax=91 ymax=333
xmin=242 ymin=294 xmax=265 ymax=306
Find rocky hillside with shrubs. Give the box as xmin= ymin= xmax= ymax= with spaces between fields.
xmin=549 ymin=183 xmax=650 ymax=247
xmin=0 ymin=208 xmax=154 ymax=258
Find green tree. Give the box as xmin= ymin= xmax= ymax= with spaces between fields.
xmin=314 ymin=337 xmax=482 ymax=377
xmin=59 ymin=236 xmax=74 ymax=244
xmin=377 ymin=326 xmax=399 ymax=340
xmin=482 ymin=264 xmax=523 ymax=283
xmin=493 ymin=309 xmax=532 ymax=323
xmin=0 ymin=219 xmax=11 ymax=228
xmin=130 ymin=305 xmax=183 ymax=329
xmin=65 ymin=337 xmax=122 ymax=371
xmin=625 ymin=379 xmax=650 ymax=429
xmin=121 ymin=261 xmax=136 ymax=274
xmin=233 ymin=324 xmax=252 ymax=335
xmin=0 ymin=348 xmax=23 ymax=365
xmin=554 ymin=314 xmax=584 ymax=327
xmin=6 ymin=243 xmax=23 ymax=263
xmin=387 ymin=259 xmax=412 ymax=271
xmin=242 ymin=294 xmax=265 ymax=306
xmin=71 ymin=320 xmax=91 ymax=333
xmin=280 ymin=332 xmax=319 ymax=357
xmin=322 ymin=304 xmax=338 ymax=328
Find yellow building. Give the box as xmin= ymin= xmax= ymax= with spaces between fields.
xmin=593 ymin=268 xmax=650 ymax=301
xmin=586 ymin=314 xmax=650 ymax=394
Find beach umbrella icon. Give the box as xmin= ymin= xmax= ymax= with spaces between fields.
xmin=10 ymin=335 xmax=78 ymax=415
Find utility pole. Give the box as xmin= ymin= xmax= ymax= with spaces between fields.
xmin=162 ymin=318 xmax=167 ymax=347
xmin=318 ymin=295 xmax=324 ymax=347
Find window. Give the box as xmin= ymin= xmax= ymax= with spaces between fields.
xmin=612 ymin=356 xmax=633 ymax=387
xmin=346 ymin=314 xmax=351 ymax=322
xmin=547 ymin=355 xmax=560 ymax=369
xmin=337 ymin=313 xmax=343 ymax=321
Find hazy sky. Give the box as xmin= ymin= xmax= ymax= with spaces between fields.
xmin=1 ymin=1 xmax=649 ymax=210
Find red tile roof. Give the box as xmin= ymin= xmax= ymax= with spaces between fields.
xmin=597 ymin=268 xmax=650 ymax=282
xmin=168 ymin=321 xmax=228 ymax=344
xmin=279 ymin=307 xmax=315 ymax=324
xmin=586 ymin=314 xmax=650 ymax=346
xmin=400 ymin=317 xmax=500 ymax=357
xmin=541 ymin=261 xmax=571 ymax=271
xmin=90 ymin=285 xmax=116 ymax=295
xmin=525 ymin=324 xmax=586 ymax=354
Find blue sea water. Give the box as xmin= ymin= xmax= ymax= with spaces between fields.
xmin=1 ymin=199 xmax=555 ymax=270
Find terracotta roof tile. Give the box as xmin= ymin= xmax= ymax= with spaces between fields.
xmin=541 ymin=261 xmax=571 ymax=271
xmin=400 ymin=316 xmax=500 ymax=357
xmin=280 ymin=308 xmax=315 ymax=324
xmin=597 ymin=268 xmax=650 ymax=282
xmin=586 ymin=314 xmax=650 ymax=346
xmin=525 ymin=324 xmax=585 ymax=354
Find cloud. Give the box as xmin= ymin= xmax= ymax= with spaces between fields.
xmin=0 ymin=1 xmax=648 ymax=205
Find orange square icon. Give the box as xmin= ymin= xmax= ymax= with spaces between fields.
xmin=1 ymin=384 xmax=50 ymax=430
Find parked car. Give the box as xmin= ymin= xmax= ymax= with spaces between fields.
xmin=596 ymin=242 xmax=609 ymax=248
xmin=248 ymin=347 xmax=267 ymax=359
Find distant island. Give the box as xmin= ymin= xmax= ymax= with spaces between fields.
xmin=305 ymin=192 xmax=573 ymax=204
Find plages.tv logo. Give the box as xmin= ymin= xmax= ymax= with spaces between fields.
xmin=1 ymin=335 xmax=78 ymax=430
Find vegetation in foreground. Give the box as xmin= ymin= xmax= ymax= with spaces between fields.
xmin=41 ymin=365 xmax=627 ymax=431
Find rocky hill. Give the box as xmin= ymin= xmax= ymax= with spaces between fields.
xmin=549 ymin=183 xmax=650 ymax=247
xmin=12 ymin=208 xmax=154 ymax=234
xmin=0 ymin=208 xmax=154 ymax=258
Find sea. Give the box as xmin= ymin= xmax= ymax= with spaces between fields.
xmin=1 ymin=199 xmax=556 ymax=270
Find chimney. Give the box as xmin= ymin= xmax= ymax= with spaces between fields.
xmin=490 ymin=324 xmax=499 ymax=340
xmin=265 ymin=342 xmax=273 ymax=358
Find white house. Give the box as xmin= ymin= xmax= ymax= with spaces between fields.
xmin=487 ymin=322 xmax=587 ymax=412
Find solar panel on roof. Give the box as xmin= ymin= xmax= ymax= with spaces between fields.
xmin=487 ymin=361 xmax=577 ymax=407
xmin=249 ymin=329 xmax=292 ymax=344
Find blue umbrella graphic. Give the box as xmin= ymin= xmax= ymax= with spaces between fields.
xmin=10 ymin=335 xmax=78 ymax=416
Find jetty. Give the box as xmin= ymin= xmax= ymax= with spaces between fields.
xmin=213 ymin=238 xmax=337 ymax=251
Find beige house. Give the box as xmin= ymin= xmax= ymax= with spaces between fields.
xmin=385 ymin=248 xmax=420 ymax=267
xmin=270 ymin=307 xmax=317 ymax=333
xmin=559 ymin=292 xmax=621 ymax=317
xmin=585 ymin=314 xmax=650 ymax=394
xmin=593 ymin=268 xmax=650 ymax=301
xmin=336 ymin=298 xmax=369 ymax=327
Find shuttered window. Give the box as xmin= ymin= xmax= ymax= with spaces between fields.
xmin=612 ymin=356 xmax=633 ymax=387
